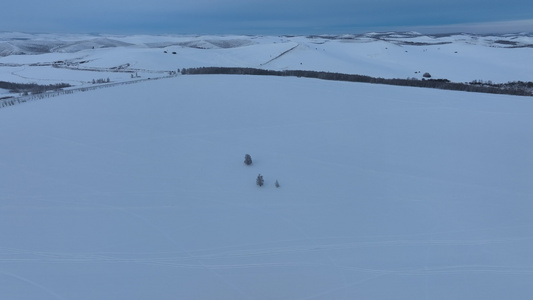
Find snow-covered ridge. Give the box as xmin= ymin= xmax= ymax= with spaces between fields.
xmin=0 ymin=33 xmax=261 ymax=56
xmin=1 ymin=32 xmax=532 ymax=56
xmin=0 ymin=36 xmax=132 ymax=56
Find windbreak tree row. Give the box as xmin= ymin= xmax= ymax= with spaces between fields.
xmin=181 ymin=67 xmax=533 ymax=97
xmin=0 ymin=81 xmax=71 ymax=94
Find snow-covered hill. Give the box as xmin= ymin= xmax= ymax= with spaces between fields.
xmin=2 ymin=73 xmax=533 ymax=299
xmin=1 ymin=32 xmax=532 ymax=95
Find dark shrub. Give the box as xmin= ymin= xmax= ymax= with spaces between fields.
xmin=244 ymin=154 xmax=252 ymax=166
xmin=256 ymin=174 xmax=264 ymax=187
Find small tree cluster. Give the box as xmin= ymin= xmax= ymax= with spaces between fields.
xmin=244 ymin=154 xmax=280 ymax=188
xmin=91 ymin=78 xmax=110 ymax=84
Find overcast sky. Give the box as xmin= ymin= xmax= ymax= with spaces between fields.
xmin=3 ymin=0 xmax=533 ymax=35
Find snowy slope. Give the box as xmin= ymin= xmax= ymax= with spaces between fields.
xmin=1 ymin=75 xmax=533 ymax=299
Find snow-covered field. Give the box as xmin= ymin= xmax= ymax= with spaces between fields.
xmin=1 ymin=32 xmax=533 ymax=299
xmin=2 ymin=75 xmax=533 ymax=299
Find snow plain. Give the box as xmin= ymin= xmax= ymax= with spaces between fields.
xmin=1 ymin=32 xmax=533 ymax=299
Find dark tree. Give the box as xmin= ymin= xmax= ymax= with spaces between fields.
xmin=275 ymin=180 xmax=280 ymax=188
xmin=423 ymin=72 xmax=432 ymax=78
xmin=256 ymin=174 xmax=264 ymax=187
xmin=244 ymin=154 xmax=253 ymax=166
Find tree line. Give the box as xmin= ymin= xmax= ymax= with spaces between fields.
xmin=1 ymin=74 xmax=176 ymax=110
xmin=181 ymin=67 xmax=533 ymax=97
xmin=0 ymin=81 xmax=71 ymax=94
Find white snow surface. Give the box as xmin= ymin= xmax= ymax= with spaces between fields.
xmin=1 ymin=32 xmax=533 ymax=299
xmin=1 ymin=74 xmax=533 ymax=299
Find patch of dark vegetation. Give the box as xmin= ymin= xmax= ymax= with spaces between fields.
xmin=91 ymin=78 xmax=110 ymax=84
xmin=177 ymin=39 xmax=252 ymax=50
xmin=308 ymin=35 xmax=343 ymax=40
xmin=110 ymin=63 xmax=130 ymax=70
xmin=181 ymin=67 xmax=533 ymax=97
xmin=0 ymin=81 xmax=71 ymax=94
xmin=394 ymin=41 xmax=452 ymax=46
xmin=494 ymin=40 xmax=518 ymax=46
xmin=509 ymin=44 xmax=533 ymax=49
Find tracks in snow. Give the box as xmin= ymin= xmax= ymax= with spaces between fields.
xmin=1 ymin=236 xmax=530 ymax=271
xmin=260 ymin=43 xmax=300 ymax=67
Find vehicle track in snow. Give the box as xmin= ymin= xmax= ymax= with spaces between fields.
xmin=10 ymin=66 xmax=88 ymax=86
xmin=260 ymin=44 xmax=300 ymax=67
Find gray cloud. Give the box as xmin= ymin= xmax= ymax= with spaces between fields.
xmin=2 ymin=0 xmax=532 ymax=34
